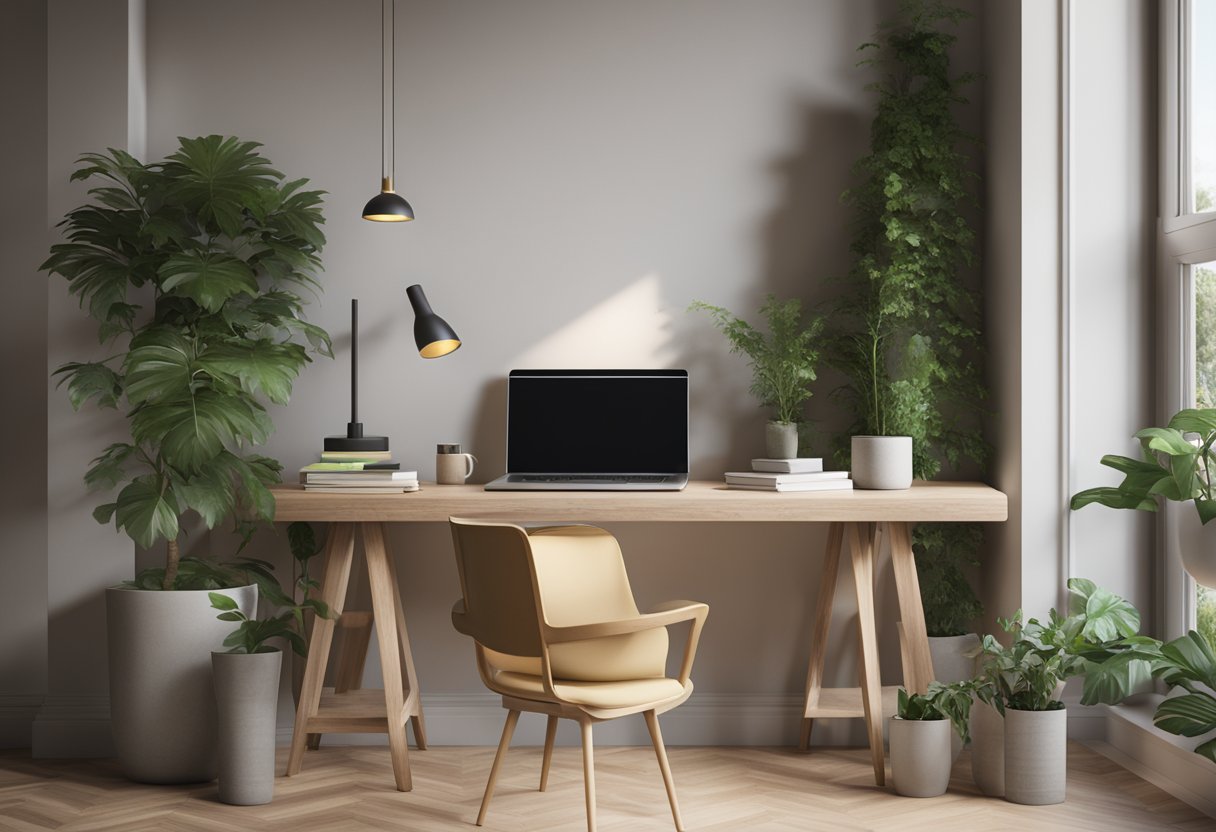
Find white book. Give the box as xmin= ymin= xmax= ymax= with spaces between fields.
xmin=302 ymin=470 xmax=419 ymax=483
xmin=303 ymin=484 xmax=421 ymax=493
xmin=725 ymin=470 xmax=849 ymax=484
xmin=726 ymin=480 xmax=854 ymax=493
xmin=751 ymin=458 xmax=825 ymax=473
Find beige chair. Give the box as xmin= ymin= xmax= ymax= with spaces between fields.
xmin=448 ymin=517 xmax=708 ymax=832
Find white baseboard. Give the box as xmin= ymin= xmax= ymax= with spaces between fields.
xmin=31 ymin=695 xmax=113 ymax=758
xmin=1098 ymin=696 xmax=1216 ymax=818
xmin=0 ymin=695 xmax=44 ymax=749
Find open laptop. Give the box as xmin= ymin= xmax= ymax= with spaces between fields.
xmin=484 ymin=369 xmax=689 ymax=491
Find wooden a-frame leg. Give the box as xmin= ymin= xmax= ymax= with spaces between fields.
xmin=363 ymin=522 xmax=413 ymax=791
xmin=287 ymin=523 xmax=357 ymax=777
xmin=581 ymin=720 xmax=597 ymax=832
xmin=888 ymin=522 xmax=935 ymax=694
xmin=384 ymin=547 xmax=428 ymax=750
xmin=848 ymin=522 xmax=886 ymax=786
xmin=478 ymin=709 xmax=520 ymax=826
xmin=540 ymin=715 xmax=558 ymax=792
xmin=645 ymin=710 xmax=684 ymax=832
xmin=800 ymin=522 xmax=844 ymax=751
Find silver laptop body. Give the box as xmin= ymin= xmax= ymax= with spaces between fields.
xmin=484 ymin=369 xmax=689 ymax=491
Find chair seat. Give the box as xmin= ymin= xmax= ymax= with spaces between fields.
xmin=492 ymin=670 xmax=686 ymax=710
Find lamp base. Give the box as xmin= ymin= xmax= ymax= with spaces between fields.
xmin=324 ymin=435 xmax=390 ymax=452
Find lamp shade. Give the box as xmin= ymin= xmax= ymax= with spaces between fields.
xmin=406 ymin=284 xmax=461 ymax=358
xmin=362 ymin=179 xmax=414 ymax=222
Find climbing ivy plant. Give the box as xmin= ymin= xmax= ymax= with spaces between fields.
xmin=829 ymin=1 xmax=988 ymax=635
xmin=44 ymin=136 xmax=331 ymax=590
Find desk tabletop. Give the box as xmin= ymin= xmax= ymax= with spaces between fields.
xmin=270 ymin=480 xmax=1007 ymax=523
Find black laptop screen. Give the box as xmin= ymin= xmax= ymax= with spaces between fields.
xmin=506 ymin=370 xmax=688 ymax=474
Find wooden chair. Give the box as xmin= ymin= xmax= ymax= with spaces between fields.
xmin=448 ymin=517 xmax=708 ymax=832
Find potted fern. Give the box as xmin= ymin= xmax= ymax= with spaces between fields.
xmin=889 ymin=682 xmax=972 ymax=797
xmin=690 ymin=296 xmax=823 ymax=458
xmin=43 ymin=136 xmax=330 ymax=783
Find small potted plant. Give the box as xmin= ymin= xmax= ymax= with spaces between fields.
xmin=690 ymin=296 xmax=823 ymax=458
xmin=1072 ymin=407 xmax=1216 ymax=585
xmin=43 ymin=135 xmax=331 ymax=782
xmin=209 ymin=522 xmax=332 ymax=806
xmin=889 ymin=681 xmax=973 ymax=797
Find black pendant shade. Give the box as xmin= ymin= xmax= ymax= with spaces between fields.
xmin=363 ymin=0 xmax=414 ymax=222
xmin=407 ymin=284 xmax=461 ymax=358
xmin=362 ymin=178 xmax=414 ymax=222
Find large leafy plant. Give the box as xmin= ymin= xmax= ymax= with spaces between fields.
xmin=690 ymin=296 xmax=823 ymax=425
xmin=828 ymin=1 xmax=989 ymax=637
xmin=1152 ymin=632 xmax=1216 ymax=764
xmin=44 ymin=136 xmax=331 ymax=589
xmin=1071 ymin=407 xmax=1216 ymax=525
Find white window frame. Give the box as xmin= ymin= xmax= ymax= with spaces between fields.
xmin=1159 ymin=0 xmax=1216 ymax=640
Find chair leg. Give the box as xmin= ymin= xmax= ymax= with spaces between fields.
xmin=644 ymin=710 xmax=684 ymax=832
xmin=477 ymin=710 xmax=519 ymax=827
xmin=540 ymin=715 xmax=558 ymax=792
xmin=580 ymin=720 xmax=597 ymax=832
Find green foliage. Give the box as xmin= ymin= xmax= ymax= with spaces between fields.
xmin=1199 ymin=585 xmax=1216 ymax=653
xmin=897 ymin=680 xmax=973 ymax=742
xmin=1152 ymin=631 xmax=1216 ymax=765
xmin=209 ymin=521 xmax=334 ymax=655
xmin=914 ymin=523 xmax=983 ymax=636
xmin=44 ymin=136 xmax=331 ymax=578
xmin=1196 ymin=265 xmax=1216 ymax=408
xmin=1070 ymin=407 xmax=1216 ymax=525
xmin=690 ymin=296 xmax=823 ymax=424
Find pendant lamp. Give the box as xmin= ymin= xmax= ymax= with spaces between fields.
xmin=362 ymin=0 xmax=414 ymax=222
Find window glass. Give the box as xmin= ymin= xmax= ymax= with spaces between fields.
xmin=1190 ymin=0 xmax=1216 ymax=212
xmin=1193 ymin=261 xmax=1216 ymax=639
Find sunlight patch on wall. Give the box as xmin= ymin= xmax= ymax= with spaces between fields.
xmin=512 ymin=273 xmax=676 ymax=368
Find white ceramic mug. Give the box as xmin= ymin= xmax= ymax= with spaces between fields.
xmin=436 ymin=444 xmax=476 ymax=484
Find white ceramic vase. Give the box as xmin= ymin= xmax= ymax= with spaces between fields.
xmin=765 ymin=421 xmax=798 ymax=459
xmin=1168 ymin=500 xmax=1216 ymax=588
xmin=850 ymin=435 xmax=913 ymax=489
xmin=969 ymin=699 xmax=1004 ymax=797
xmin=889 ymin=717 xmax=953 ymax=797
xmin=107 ymin=585 xmax=257 ymax=783
xmin=1003 ymin=707 xmax=1067 ymax=805
xmin=213 ymin=650 xmax=283 ymax=805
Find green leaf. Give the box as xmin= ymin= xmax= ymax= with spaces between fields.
xmin=158 ymin=252 xmax=258 ymax=313
xmin=1196 ymin=500 xmax=1216 ymax=526
xmin=93 ymin=502 xmax=117 ymax=525
xmin=173 ymin=459 xmax=237 ymax=529
xmin=123 ymin=333 xmax=196 ymax=404
xmin=1195 ymin=737 xmax=1216 ymax=765
xmin=1079 ymin=651 xmax=1155 ymax=705
xmin=208 ymin=591 xmax=239 ymax=611
xmin=1153 ymin=693 xmax=1216 ymax=737
xmin=131 ymin=390 xmax=270 ymax=472
xmin=1082 ymin=586 xmax=1141 ymax=642
xmin=1166 ymin=408 xmax=1216 ymax=434
xmin=53 ymin=361 xmax=122 ymax=410
xmin=114 ymin=476 xmax=180 ymax=549
xmin=1160 ymin=631 xmax=1216 ymax=690
xmin=197 ymin=340 xmax=307 ymax=405
xmin=215 ymin=611 xmax=245 ymax=622
xmin=1136 ymin=427 xmax=1200 ymax=458
xmin=1070 ymin=487 xmax=1157 ymax=512
xmin=288 ymin=521 xmax=320 ymax=562
xmin=84 ymin=443 xmax=138 ymax=491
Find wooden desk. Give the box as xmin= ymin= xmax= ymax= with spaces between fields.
xmin=275 ymin=480 xmax=1007 ymax=789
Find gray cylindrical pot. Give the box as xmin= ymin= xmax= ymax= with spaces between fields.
xmin=106 ymin=584 xmax=257 ymax=784
xmin=889 ymin=717 xmax=953 ymax=797
xmin=969 ymin=699 xmax=1004 ymax=797
xmin=1003 ymin=706 xmax=1067 ymax=805
xmin=765 ymin=421 xmax=798 ymax=459
xmin=213 ymin=650 xmax=283 ymax=805
xmin=850 ymin=435 xmax=913 ymax=489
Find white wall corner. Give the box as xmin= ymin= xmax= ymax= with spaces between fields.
xmin=31 ymin=696 xmax=114 ymax=758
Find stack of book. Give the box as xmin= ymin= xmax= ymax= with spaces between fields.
xmin=299 ymin=450 xmax=419 ymax=493
xmin=724 ymin=457 xmax=853 ymax=492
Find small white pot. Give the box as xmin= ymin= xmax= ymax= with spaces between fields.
xmin=765 ymin=421 xmax=798 ymax=459
xmin=1169 ymin=500 xmax=1216 ymax=587
xmin=889 ymin=717 xmax=953 ymax=797
xmin=851 ymin=435 xmax=913 ymax=489
xmin=213 ymin=650 xmax=283 ymax=805
xmin=969 ymin=700 xmax=1004 ymax=797
xmin=1003 ymin=707 xmax=1067 ymax=805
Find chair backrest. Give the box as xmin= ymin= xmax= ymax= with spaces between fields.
xmin=449 ymin=518 xmax=668 ymax=683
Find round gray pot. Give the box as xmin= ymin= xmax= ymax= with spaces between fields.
xmin=213 ymin=649 xmax=283 ymax=805
xmin=889 ymin=716 xmax=952 ymax=797
xmin=106 ymin=584 xmax=257 ymax=783
xmin=765 ymin=421 xmax=798 ymax=459
xmin=850 ymin=436 xmax=912 ymax=489
xmin=969 ymin=699 xmax=1004 ymax=796
xmin=1003 ymin=706 xmax=1067 ymax=805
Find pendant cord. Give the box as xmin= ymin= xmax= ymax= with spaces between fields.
xmin=390 ymin=0 xmax=395 ymax=185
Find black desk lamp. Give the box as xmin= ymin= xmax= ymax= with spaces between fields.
xmin=324 ymin=284 xmax=461 ymax=452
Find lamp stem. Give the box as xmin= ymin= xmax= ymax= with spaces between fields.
xmin=350 ymin=298 xmax=360 ymax=436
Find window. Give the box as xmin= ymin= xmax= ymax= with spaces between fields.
xmin=1161 ymin=2 xmax=1216 ymax=641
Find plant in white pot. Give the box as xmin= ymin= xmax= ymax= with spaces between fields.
xmin=690 ymin=296 xmax=823 ymax=460
xmin=889 ymin=682 xmax=972 ymax=798
xmin=43 ymin=136 xmax=331 ymax=783
xmin=1072 ymin=407 xmax=1216 ymax=586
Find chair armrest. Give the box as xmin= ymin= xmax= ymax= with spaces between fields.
xmin=451 ymin=599 xmax=472 ymax=636
xmin=543 ymin=600 xmax=709 ymax=686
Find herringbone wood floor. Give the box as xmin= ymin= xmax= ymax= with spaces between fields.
xmin=0 ymin=743 xmax=1210 ymax=831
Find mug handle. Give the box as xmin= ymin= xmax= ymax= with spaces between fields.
xmin=463 ymin=454 xmax=477 ymax=478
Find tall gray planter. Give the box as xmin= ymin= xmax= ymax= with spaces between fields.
xmin=1003 ymin=707 xmax=1068 ymax=805
xmin=106 ymin=585 xmax=257 ymax=783
xmin=213 ymin=650 xmax=283 ymax=805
